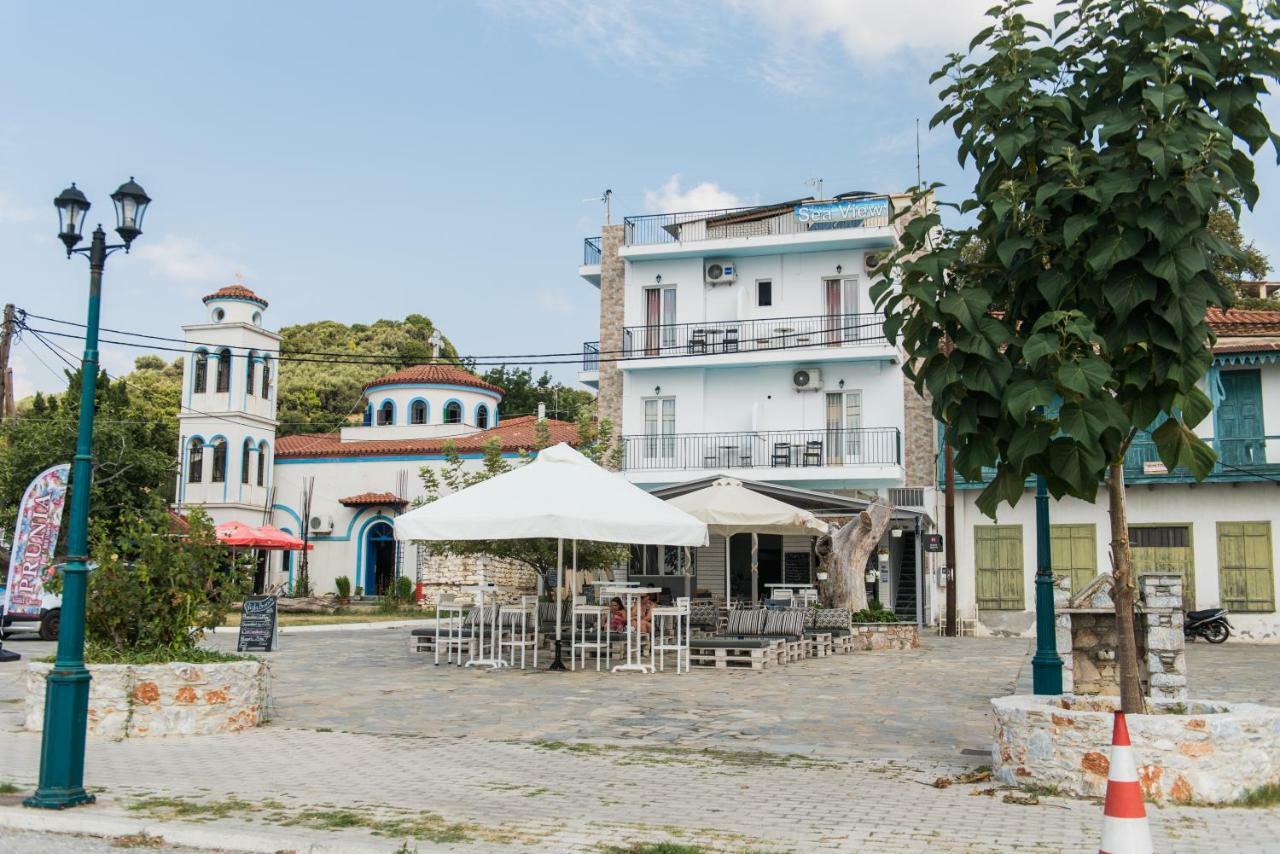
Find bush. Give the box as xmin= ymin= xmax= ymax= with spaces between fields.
xmin=852 ymin=599 xmax=899 ymax=624
xmin=56 ymin=501 xmax=251 ymax=657
xmin=335 ymin=575 xmax=351 ymax=599
xmin=395 ymin=575 xmax=414 ymax=601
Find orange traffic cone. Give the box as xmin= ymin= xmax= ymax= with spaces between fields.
xmin=1099 ymin=710 xmax=1153 ymax=854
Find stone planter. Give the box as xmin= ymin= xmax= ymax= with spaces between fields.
xmin=26 ymin=660 xmax=269 ymax=739
xmin=849 ymin=623 xmax=919 ymax=650
xmin=992 ymin=694 xmax=1280 ymax=803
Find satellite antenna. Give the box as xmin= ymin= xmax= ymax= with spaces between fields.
xmin=582 ymin=189 xmax=613 ymax=224
xmin=805 ymin=177 xmax=824 ymax=200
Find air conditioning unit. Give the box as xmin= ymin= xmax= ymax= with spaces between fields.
xmin=792 ymin=368 xmax=823 ymax=391
xmin=704 ymin=260 xmax=737 ymax=285
xmin=864 ymin=252 xmax=883 ymax=273
xmin=309 ymin=514 xmax=334 ymax=534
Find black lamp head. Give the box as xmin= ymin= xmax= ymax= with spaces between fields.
xmin=54 ymin=183 xmax=91 ymax=254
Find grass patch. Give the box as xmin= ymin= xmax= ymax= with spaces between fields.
xmin=111 ymin=832 xmax=166 ymax=848
xmin=1235 ymin=782 xmax=1280 ymax=808
xmin=284 ymin=808 xmax=531 ymax=844
xmin=40 ymin=643 xmax=253 ymax=666
xmin=601 ymin=845 xmax=707 ymax=854
xmin=531 ymin=741 xmax=838 ymax=770
xmin=222 ymin=608 xmax=434 ymax=627
xmin=128 ymin=796 xmax=262 ymax=820
xmin=0 ymin=782 xmax=22 ymax=795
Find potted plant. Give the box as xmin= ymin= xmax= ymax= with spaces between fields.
xmin=335 ymin=575 xmax=351 ymax=605
xmin=354 ymin=586 xmax=364 ymax=600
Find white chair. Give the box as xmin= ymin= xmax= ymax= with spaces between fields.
xmin=571 ymin=595 xmax=610 ymax=671
xmin=651 ymin=596 xmax=690 ymax=673
xmin=498 ymin=595 xmax=539 ymax=669
xmin=434 ymin=593 xmax=467 ymax=666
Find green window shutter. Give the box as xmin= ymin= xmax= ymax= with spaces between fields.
xmin=1050 ymin=524 xmax=1097 ymax=593
xmin=975 ymin=525 xmax=1024 ymax=610
xmin=1218 ymin=522 xmax=1275 ymax=613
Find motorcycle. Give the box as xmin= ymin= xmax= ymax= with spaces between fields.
xmin=1184 ymin=607 xmax=1232 ymax=644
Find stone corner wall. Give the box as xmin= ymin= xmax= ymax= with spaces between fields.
xmin=417 ymin=551 xmax=538 ymax=605
xmin=597 ymin=223 xmax=625 ymax=459
xmin=26 ymin=659 xmax=269 ymax=738
xmin=850 ymin=622 xmax=919 ymax=650
xmin=901 ymin=376 xmax=935 ymax=489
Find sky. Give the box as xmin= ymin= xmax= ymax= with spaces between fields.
xmin=2 ymin=0 xmax=1277 ymax=401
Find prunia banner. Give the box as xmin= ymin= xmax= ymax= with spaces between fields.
xmin=2 ymin=464 xmax=71 ymax=618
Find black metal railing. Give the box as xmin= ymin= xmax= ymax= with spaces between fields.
xmin=621 ymin=427 xmax=901 ymax=472
xmin=583 ymin=342 xmax=600 ymax=372
xmin=618 ymin=312 xmax=884 ymax=358
xmin=583 ymin=236 xmax=602 ymax=266
xmin=623 ymin=196 xmax=893 ymax=247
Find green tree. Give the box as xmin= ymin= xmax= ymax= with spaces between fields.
xmin=476 ymin=365 xmax=595 ymax=420
xmin=414 ymin=408 xmax=626 ymax=588
xmin=876 ymin=0 xmax=1280 ymax=711
xmin=1207 ymin=198 xmax=1272 ymax=300
xmin=0 ymin=363 xmax=180 ymax=540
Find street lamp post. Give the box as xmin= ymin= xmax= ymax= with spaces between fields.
xmin=25 ymin=179 xmax=151 ymax=810
xmin=1031 ymin=473 xmax=1064 ymax=694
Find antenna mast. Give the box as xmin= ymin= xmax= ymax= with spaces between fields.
xmin=805 ymin=177 xmax=824 ymax=200
xmin=915 ymin=118 xmax=922 ymax=187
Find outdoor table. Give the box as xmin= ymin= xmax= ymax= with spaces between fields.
xmin=718 ymin=444 xmax=738 ymax=467
xmin=599 ymin=584 xmax=663 ymax=673
xmin=460 ymin=583 xmax=513 ymax=669
xmin=772 ymin=326 xmax=795 ymax=347
xmin=765 ymin=583 xmax=816 ymax=595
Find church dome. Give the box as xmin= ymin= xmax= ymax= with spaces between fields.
xmin=203 ymin=284 xmax=268 ymax=309
xmin=362 ymin=364 xmax=504 ymax=398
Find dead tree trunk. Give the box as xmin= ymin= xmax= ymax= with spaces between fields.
xmin=819 ymin=499 xmax=893 ymax=611
xmin=1107 ymin=461 xmax=1145 ymax=714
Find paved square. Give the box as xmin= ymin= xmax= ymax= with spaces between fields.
xmin=1 ymin=630 xmax=1277 ymax=852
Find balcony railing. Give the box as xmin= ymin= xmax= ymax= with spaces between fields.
xmin=583 ymin=236 xmax=602 ymax=266
xmin=623 ymin=196 xmax=893 ymax=247
xmin=583 ymin=342 xmax=599 ymax=372
xmin=621 ymin=427 xmax=901 ymax=472
xmin=617 ymin=312 xmax=884 ymax=362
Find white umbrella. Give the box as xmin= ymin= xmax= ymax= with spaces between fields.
xmin=394 ymin=443 xmax=708 ymax=666
xmin=667 ymin=477 xmax=828 ymax=605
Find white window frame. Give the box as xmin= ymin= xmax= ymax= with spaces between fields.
xmin=643 ymin=396 xmax=676 ymax=460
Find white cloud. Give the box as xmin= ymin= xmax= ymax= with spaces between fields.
xmin=643 ymin=175 xmax=744 ymax=214
xmin=135 ymin=236 xmax=249 ymax=284
xmin=0 ymin=192 xmax=38 ymax=224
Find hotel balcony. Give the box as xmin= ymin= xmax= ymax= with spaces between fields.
xmin=581 ymin=313 xmax=894 ymax=373
xmin=622 ymin=427 xmax=903 ymax=486
xmin=943 ymin=434 xmax=1280 ymax=489
xmin=579 ymin=236 xmax=602 ymax=286
xmin=620 ymin=196 xmax=896 ymax=260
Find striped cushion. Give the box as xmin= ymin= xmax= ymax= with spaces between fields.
xmin=727 ymin=609 xmax=766 ymax=635
xmin=764 ymin=608 xmax=806 ymax=637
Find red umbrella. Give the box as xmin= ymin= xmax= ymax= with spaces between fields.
xmin=215 ymin=520 xmax=262 ymax=547
xmin=253 ymin=524 xmax=313 ymax=551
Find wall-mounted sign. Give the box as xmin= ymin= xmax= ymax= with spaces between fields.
xmin=924 ymin=533 xmax=944 ymax=553
xmin=795 ymin=197 xmax=890 ymax=226
xmin=1142 ymin=461 xmax=1169 ymax=475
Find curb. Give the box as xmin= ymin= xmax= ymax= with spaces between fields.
xmin=211 ymin=618 xmax=438 ymax=635
xmin=0 ymin=803 xmax=393 ymax=853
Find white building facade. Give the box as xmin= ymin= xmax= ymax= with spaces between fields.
xmin=176 ymin=284 xmax=577 ymax=598
xmin=580 ymin=193 xmax=938 ymax=616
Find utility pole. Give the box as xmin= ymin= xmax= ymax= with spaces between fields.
xmin=0 ymin=304 xmax=15 ymax=418
xmin=944 ymin=442 xmax=957 ymax=637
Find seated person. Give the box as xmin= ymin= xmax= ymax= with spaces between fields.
xmin=631 ymin=593 xmax=657 ymax=635
xmin=608 ymin=597 xmax=627 ymax=633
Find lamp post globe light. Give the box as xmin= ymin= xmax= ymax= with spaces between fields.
xmin=26 ymin=179 xmax=151 ymax=810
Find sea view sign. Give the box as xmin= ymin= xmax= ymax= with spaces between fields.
xmin=2 ymin=464 xmax=71 ymax=618
xmin=795 ymin=197 xmax=890 ymax=227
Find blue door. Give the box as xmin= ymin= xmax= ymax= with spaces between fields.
xmin=1218 ymin=370 xmax=1265 ymax=465
xmin=364 ymin=522 xmax=397 ymax=596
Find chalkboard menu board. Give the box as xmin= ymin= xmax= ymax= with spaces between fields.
xmin=236 ymin=595 xmax=278 ymax=652
xmin=783 ymin=551 xmax=812 ymax=585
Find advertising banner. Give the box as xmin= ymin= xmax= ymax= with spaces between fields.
xmin=2 ymin=464 xmax=71 ymax=618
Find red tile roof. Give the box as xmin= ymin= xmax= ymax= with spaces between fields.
xmin=1213 ymin=340 xmax=1280 ymax=355
xmin=362 ymin=363 xmax=504 ymax=396
xmin=276 ymin=415 xmax=579 ymax=460
xmin=203 ymin=284 xmax=268 ymax=308
xmin=1206 ymin=307 xmax=1280 ymax=336
xmin=339 ymin=491 xmax=408 ymax=507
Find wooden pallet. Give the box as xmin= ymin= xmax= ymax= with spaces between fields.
xmin=688 ymin=645 xmax=775 ymax=670
xmin=806 ymin=632 xmax=834 ymax=658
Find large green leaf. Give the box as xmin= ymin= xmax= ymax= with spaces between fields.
xmin=1047 ymin=439 xmax=1107 ymax=496
xmin=976 ymin=466 xmax=1028 ymax=518
xmin=938 ymin=287 xmax=992 ymax=332
xmin=1006 ymin=421 xmax=1053 ymax=469
xmin=1005 ymin=379 xmax=1058 ymax=421
xmin=1086 ymin=228 xmax=1144 ymax=274
xmin=1143 ymin=83 xmax=1186 ymax=114
xmin=1151 ymin=419 xmax=1218 ymax=480
xmin=1059 ymin=397 xmax=1126 ymax=444
xmin=1056 ymin=358 xmax=1111 ymax=395
xmin=1102 ymin=272 xmax=1156 ymax=321
xmin=1063 ymin=213 xmax=1096 ymax=246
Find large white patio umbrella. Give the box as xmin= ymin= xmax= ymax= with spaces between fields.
xmin=666 ymin=477 xmax=828 ymax=604
xmin=394 ymin=443 xmax=708 ymax=667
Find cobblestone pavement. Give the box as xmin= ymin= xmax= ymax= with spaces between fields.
xmin=1 ymin=631 xmax=1278 ymax=852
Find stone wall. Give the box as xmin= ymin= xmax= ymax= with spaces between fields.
xmin=597 ymin=223 xmax=625 ymax=462
xmin=849 ymin=623 xmax=919 ymax=650
xmin=26 ymin=660 xmax=268 ymax=738
xmin=417 ymin=551 xmax=538 ymax=605
xmin=1140 ymin=573 xmax=1188 ymax=703
xmin=901 ymin=376 xmax=935 ymax=489
xmin=992 ymin=693 xmax=1280 ymax=803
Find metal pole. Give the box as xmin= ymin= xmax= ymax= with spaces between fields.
xmin=26 ymin=226 xmax=107 ymax=809
xmin=944 ymin=442 xmax=957 ymax=637
xmin=1031 ymin=474 xmax=1064 ymax=694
